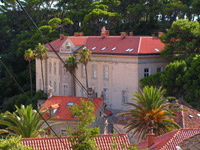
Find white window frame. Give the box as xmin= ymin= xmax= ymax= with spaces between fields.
xmin=103 ymin=88 xmax=109 ymax=102
xmin=122 ymin=91 xmax=128 ymax=103
xmin=157 ymin=67 xmax=162 ymax=72
xmin=104 ymin=66 xmax=109 ymax=80
xmin=92 ymin=65 xmax=97 ymax=79
xmin=82 ymin=65 xmax=86 ymax=77
xmin=144 ymin=68 xmax=149 ymax=77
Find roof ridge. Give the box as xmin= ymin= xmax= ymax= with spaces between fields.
xmin=21 ymin=133 xmax=127 ymax=141
xmin=137 ymin=37 xmax=141 ymax=53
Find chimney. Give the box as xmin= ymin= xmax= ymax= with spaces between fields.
xmin=101 ymin=32 xmax=105 ymax=39
xmin=74 ymin=32 xmax=79 ymax=37
xmin=158 ymin=32 xmax=164 ymax=37
xmin=88 ymin=87 xmax=93 ymax=101
xmin=129 ymin=32 xmax=133 ymax=36
xmin=101 ymin=26 xmax=108 ymax=38
xmin=105 ymin=30 xmax=109 ymax=36
xmin=60 ymin=34 xmax=64 ymax=40
xmin=79 ymin=32 xmax=84 ymax=36
xmin=147 ymin=133 xmax=155 ymax=148
xmin=152 ymin=34 xmax=156 ymax=38
xmin=121 ymin=32 xmax=126 ymax=39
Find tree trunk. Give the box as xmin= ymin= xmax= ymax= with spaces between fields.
xmin=41 ymin=59 xmax=45 ymax=92
xmin=29 ymin=60 xmax=33 ymax=97
xmin=85 ymin=64 xmax=88 ymax=91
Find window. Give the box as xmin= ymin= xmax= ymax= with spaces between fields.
xmin=64 ymin=84 xmax=68 ymax=96
xmin=92 ymin=65 xmax=97 ymax=78
xmin=66 ymin=42 xmax=71 ymax=49
xmin=82 ymin=65 xmax=86 ymax=77
xmin=66 ymin=102 xmax=74 ymax=107
xmin=49 ymin=108 xmax=58 ymax=116
xmin=101 ymin=47 xmax=107 ymax=51
xmin=81 ymin=88 xmax=87 ymax=97
xmin=64 ymin=69 xmax=67 ymax=76
xmin=111 ymin=47 xmax=117 ymax=51
xmin=60 ymin=129 xmax=67 ymax=136
xmin=144 ymin=68 xmax=149 ymax=77
xmin=125 ymin=48 xmax=134 ymax=52
xmin=91 ymin=47 xmax=97 ymax=51
xmin=104 ymin=66 xmax=109 ymax=79
xmin=39 ymin=79 xmax=42 ymax=89
xmin=157 ymin=67 xmax=161 ymax=72
xmin=122 ymin=91 xmax=128 ymax=103
xmin=49 ymin=62 xmax=52 ymax=74
xmin=93 ymin=87 xmax=98 ymax=98
xmin=103 ymin=88 xmax=108 ymax=102
xmin=54 ymin=82 xmax=56 ymax=94
xmin=49 ymin=80 xmax=52 ymax=87
xmin=54 ymin=62 xmax=56 ymax=75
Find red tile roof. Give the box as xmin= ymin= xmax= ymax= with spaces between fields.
xmin=45 ymin=36 xmax=68 ymax=51
xmin=104 ymin=109 xmax=113 ymax=116
xmin=45 ymin=35 xmax=164 ymax=55
xmin=69 ymin=37 xmax=88 ymax=46
xmin=179 ymin=133 xmax=200 ymax=149
xmin=21 ymin=133 xmax=130 ymax=150
xmin=138 ymin=129 xmax=200 ymax=150
xmin=173 ymin=105 xmax=200 ymax=128
xmin=41 ymin=96 xmax=103 ymax=121
xmin=113 ymin=116 xmax=133 ymax=125
xmin=45 ymin=36 xmax=87 ymax=51
xmin=139 ymin=37 xmax=164 ymax=54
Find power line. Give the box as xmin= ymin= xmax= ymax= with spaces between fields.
xmin=0 ymin=57 xmax=69 ymax=149
xmin=15 ymin=0 xmax=128 ymax=140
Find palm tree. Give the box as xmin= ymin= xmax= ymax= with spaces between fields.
xmin=24 ymin=49 xmax=35 ymax=97
xmin=35 ymin=43 xmax=48 ymax=92
xmin=0 ymin=104 xmax=58 ymax=138
xmin=79 ymin=48 xmax=91 ymax=90
xmin=65 ymin=54 xmax=78 ymax=96
xmin=119 ymin=86 xmax=180 ymax=143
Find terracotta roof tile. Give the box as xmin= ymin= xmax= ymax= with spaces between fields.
xmin=113 ymin=116 xmax=132 ymax=125
xmin=179 ymin=133 xmax=200 ymax=149
xmin=173 ymin=105 xmax=200 ymax=128
xmin=104 ymin=109 xmax=112 ymax=116
xmin=69 ymin=37 xmax=87 ymax=46
xmin=41 ymin=96 xmax=103 ymax=121
xmin=138 ymin=129 xmax=200 ymax=150
xmin=45 ymin=35 xmax=164 ymax=55
xmin=139 ymin=37 xmax=164 ymax=54
xmin=45 ymin=37 xmax=68 ymax=51
xmin=21 ymin=134 xmax=130 ymax=150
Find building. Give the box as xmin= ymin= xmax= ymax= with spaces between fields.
xmin=36 ymin=28 xmax=167 ymax=111
xmin=179 ymin=133 xmax=200 ymax=150
xmin=39 ymin=95 xmax=106 ymax=135
xmin=137 ymin=128 xmax=200 ymax=150
xmin=173 ymin=104 xmax=200 ymax=128
xmin=21 ymin=133 xmax=130 ymax=150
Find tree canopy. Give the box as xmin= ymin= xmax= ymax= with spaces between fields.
xmin=119 ymin=86 xmax=180 ymax=143
xmin=1 ymin=0 xmax=200 ymax=112
xmin=0 ymin=104 xmax=58 ymax=138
